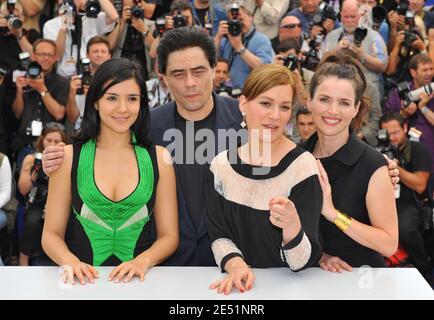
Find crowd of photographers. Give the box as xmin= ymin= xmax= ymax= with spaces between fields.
xmin=0 ymin=0 xmax=433 ymax=280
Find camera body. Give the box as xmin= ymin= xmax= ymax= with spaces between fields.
xmin=353 ymin=27 xmax=367 ymax=47
xmin=376 ymin=129 xmax=400 ymax=161
xmin=76 ymin=58 xmax=92 ymax=95
xmin=0 ymin=0 xmax=22 ymax=35
xmin=281 ymin=54 xmax=299 ymax=71
xmin=217 ymin=81 xmax=241 ymax=98
xmin=85 ymin=0 xmax=101 ymax=18
xmin=397 ymin=81 xmax=412 ymax=107
xmin=173 ymin=11 xmax=187 ymax=28
xmin=403 ymin=29 xmax=417 ymax=46
xmin=397 ymin=0 xmax=409 ymax=16
xmin=28 ymin=152 xmax=49 ymax=206
xmin=372 ymin=5 xmax=386 ymax=30
xmin=130 ymin=0 xmax=144 ymax=21
xmin=228 ymin=2 xmax=242 ymax=37
xmin=312 ymin=2 xmax=336 ymax=27
xmin=302 ymin=35 xmax=322 ymax=71
xmin=155 ymin=17 xmax=165 ymax=36
xmin=15 ymin=52 xmax=42 ymax=80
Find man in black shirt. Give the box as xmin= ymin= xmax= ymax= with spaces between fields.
xmin=380 ymin=112 xmax=433 ymax=284
xmin=150 ymin=27 xmax=245 ymax=266
xmin=12 ymin=39 xmax=68 ymax=156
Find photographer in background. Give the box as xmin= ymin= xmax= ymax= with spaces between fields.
xmin=380 ymin=112 xmax=433 ymax=285
xmin=386 ymin=9 xmax=426 ymax=83
xmin=43 ymin=0 xmax=118 ymax=77
xmin=215 ymin=2 xmax=274 ymax=89
xmin=288 ymin=0 xmax=336 ymax=40
xmin=273 ymin=38 xmax=311 ymax=141
xmin=189 ymin=0 xmax=227 ymax=36
xmin=66 ymin=35 xmax=110 ymax=130
xmin=18 ymin=123 xmax=67 ymax=266
xmin=321 ymin=0 xmax=388 ymax=97
xmin=149 ymin=1 xmax=196 ymax=59
xmin=0 ymin=1 xmax=39 ymax=69
xmin=385 ymin=53 xmax=434 ymax=172
xmin=270 ymin=14 xmax=304 ymax=54
xmin=109 ymin=0 xmax=154 ymax=80
xmin=11 ymin=39 xmax=68 ymax=159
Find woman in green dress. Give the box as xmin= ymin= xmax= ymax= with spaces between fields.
xmin=42 ymin=59 xmax=178 ymax=284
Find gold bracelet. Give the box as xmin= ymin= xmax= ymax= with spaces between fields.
xmin=334 ymin=211 xmax=352 ymax=232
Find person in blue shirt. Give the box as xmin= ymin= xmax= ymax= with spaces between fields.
xmin=215 ymin=4 xmax=274 ymax=89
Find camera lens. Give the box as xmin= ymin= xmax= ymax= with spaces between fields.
xmin=27 ymin=61 xmax=41 ymax=79
xmin=8 ymin=16 xmax=22 ymax=29
xmin=228 ymin=20 xmax=242 ymax=37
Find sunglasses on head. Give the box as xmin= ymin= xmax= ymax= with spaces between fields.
xmin=280 ymin=23 xmax=302 ymax=29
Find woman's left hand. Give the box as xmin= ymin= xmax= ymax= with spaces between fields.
xmin=108 ymin=258 xmax=150 ymax=283
xmin=316 ymin=160 xmax=336 ymax=222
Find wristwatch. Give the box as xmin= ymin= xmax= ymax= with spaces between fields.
xmin=238 ymin=47 xmax=247 ymax=56
xmin=142 ymin=30 xmax=149 ymax=37
xmin=421 ymin=106 xmax=430 ymax=114
xmin=16 ymin=32 xmax=24 ymax=40
xmin=40 ymin=90 xmax=49 ymax=97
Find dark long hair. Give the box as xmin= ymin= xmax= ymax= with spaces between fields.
xmin=74 ymin=58 xmax=151 ymax=148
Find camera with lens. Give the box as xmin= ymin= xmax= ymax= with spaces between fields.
xmin=400 ymin=30 xmax=420 ymax=59
xmin=76 ymin=58 xmax=92 ymax=95
xmin=28 ymin=152 xmax=49 ymax=205
xmin=0 ymin=0 xmax=22 ymax=35
xmin=312 ymin=2 xmax=336 ymax=28
xmin=27 ymin=61 xmax=42 ymax=79
xmin=353 ymin=27 xmax=367 ymax=47
xmin=173 ymin=10 xmax=187 ymax=28
xmin=15 ymin=51 xmax=42 ymax=80
xmin=397 ymin=0 xmax=409 ymax=16
xmin=216 ymin=81 xmax=241 ymax=98
xmin=302 ymin=35 xmax=322 ymax=71
xmin=372 ymin=5 xmax=386 ymax=31
xmin=155 ymin=17 xmax=166 ymax=37
xmin=398 ymin=81 xmax=434 ymax=104
xmin=376 ymin=129 xmax=399 ymax=161
xmin=228 ymin=2 xmax=242 ymax=37
xmin=130 ymin=0 xmax=144 ymax=21
xmin=281 ymin=54 xmax=299 ymax=72
xmin=85 ymin=0 xmax=101 ymax=18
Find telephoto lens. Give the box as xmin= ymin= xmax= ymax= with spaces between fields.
xmin=27 ymin=61 xmax=42 ymax=79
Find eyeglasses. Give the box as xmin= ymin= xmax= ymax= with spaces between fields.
xmin=34 ymin=52 xmax=55 ymax=58
xmin=280 ymin=23 xmax=302 ymax=29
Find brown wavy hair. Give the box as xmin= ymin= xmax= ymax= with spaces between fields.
xmin=310 ymin=53 xmax=369 ymax=129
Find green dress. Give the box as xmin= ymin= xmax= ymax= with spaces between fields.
xmin=66 ymin=138 xmax=158 ymax=266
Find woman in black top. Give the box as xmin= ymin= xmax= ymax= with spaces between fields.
xmin=305 ymin=54 xmax=398 ymax=271
xmin=206 ymin=64 xmax=322 ymax=295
